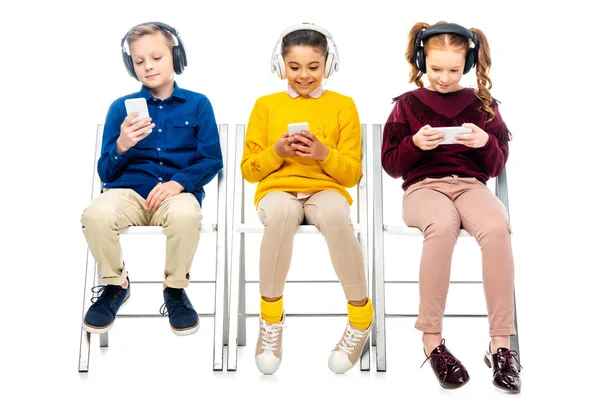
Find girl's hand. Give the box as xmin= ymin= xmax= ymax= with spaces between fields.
xmin=274 ymin=132 xmax=297 ymax=158
xmin=145 ymin=181 xmax=184 ymax=211
xmin=291 ymin=131 xmax=329 ymax=161
xmin=412 ymin=125 xmax=444 ymax=150
xmin=455 ymin=123 xmax=490 ymax=148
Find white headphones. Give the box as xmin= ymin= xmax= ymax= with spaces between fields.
xmin=271 ymin=23 xmax=339 ymax=80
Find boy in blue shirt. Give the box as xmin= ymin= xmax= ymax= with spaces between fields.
xmin=81 ymin=22 xmax=223 ymax=336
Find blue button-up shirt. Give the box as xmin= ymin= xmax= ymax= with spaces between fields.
xmin=98 ymin=83 xmax=223 ymax=206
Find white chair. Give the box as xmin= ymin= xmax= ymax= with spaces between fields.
xmin=78 ymin=124 xmax=229 ymax=372
xmin=371 ymin=123 xmax=520 ymax=371
xmin=226 ymin=124 xmax=371 ymax=371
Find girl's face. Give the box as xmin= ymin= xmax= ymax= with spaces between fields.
xmin=130 ymin=33 xmax=175 ymax=97
xmin=283 ymin=45 xmax=326 ymax=96
xmin=425 ymin=48 xmax=466 ymax=93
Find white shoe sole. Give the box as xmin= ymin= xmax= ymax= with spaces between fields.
xmin=82 ymin=293 xmax=130 ymax=334
xmin=170 ymin=319 xmax=200 ymax=336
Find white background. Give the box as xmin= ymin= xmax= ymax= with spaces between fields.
xmin=2 ymin=0 xmax=598 ymax=398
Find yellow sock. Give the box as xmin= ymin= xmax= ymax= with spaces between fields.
xmin=348 ymin=298 xmax=373 ymax=331
xmin=260 ymin=296 xmax=283 ymax=324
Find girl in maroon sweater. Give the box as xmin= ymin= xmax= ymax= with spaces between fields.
xmin=382 ymin=22 xmax=521 ymax=393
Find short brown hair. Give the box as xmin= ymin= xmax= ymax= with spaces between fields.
xmin=126 ymin=24 xmax=175 ymax=50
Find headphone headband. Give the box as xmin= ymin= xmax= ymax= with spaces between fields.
xmin=420 ymin=23 xmax=478 ymax=47
xmin=270 ymin=23 xmax=339 ymax=79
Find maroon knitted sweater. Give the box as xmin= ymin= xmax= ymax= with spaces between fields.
xmin=381 ymin=87 xmax=511 ymax=190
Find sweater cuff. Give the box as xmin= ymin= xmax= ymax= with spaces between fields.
xmin=320 ymin=146 xmax=338 ymax=170
xmin=407 ymin=135 xmax=425 ymax=154
xmin=477 ymin=133 xmax=498 ymax=152
xmin=262 ymin=145 xmax=285 ymax=171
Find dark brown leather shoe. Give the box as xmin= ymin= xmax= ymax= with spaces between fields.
xmin=421 ymin=339 xmax=470 ymax=389
xmin=484 ymin=347 xmax=522 ymax=393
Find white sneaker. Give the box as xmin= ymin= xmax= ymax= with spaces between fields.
xmin=255 ymin=314 xmax=286 ymax=375
xmin=328 ymin=320 xmax=373 ymax=374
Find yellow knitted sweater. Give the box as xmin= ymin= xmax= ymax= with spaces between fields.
xmin=241 ymin=90 xmax=362 ymax=207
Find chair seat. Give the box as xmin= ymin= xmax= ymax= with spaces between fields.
xmin=384 ymin=225 xmax=471 ymax=237
xmin=119 ymin=224 xmax=217 ymax=235
xmin=235 ymin=223 xmax=362 ymax=234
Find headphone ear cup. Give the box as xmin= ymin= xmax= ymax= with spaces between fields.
xmin=323 ymin=50 xmax=335 ymax=79
xmin=415 ymin=47 xmax=427 ymax=74
xmin=122 ymin=52 xmax=138 ymax=81
xmin=274 ymin=53 xmax=286 ymax=79
xmin=463 ymin=48 xmax=476 ymax=74
xmin=172 ymin=46 xmax=186 ymax=74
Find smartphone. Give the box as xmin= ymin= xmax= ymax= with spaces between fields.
xmin=432 ymin=126 xmax=472 ymax=145
xmin=288 ymin=122 xmax=309 ymax=143
xmin=125 ymin=98 xmax=150 ymax=126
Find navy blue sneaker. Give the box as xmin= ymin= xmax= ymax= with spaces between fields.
xmin=160 ymin=287 xmax=199 ymax=336
xmin=83 ymin=276 xmax=130 ymax=334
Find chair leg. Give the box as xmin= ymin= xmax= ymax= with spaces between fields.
xmin=78 ymin=248 xmax=96 ymax=372
xmin=511 ymin=291 xmax=521 ymax=370
xmin=237 ymin=233 xmax=247 ymax=346
xmin=100 ymin=333 xmax=109 ymax=347
xmin=360 ymin=336 xmax=371 ymax=371
xmin=226 ymin=230 xmax=242 ymax=371
xmin=373 ymin=240 xmax=387 ymax=371
xmin=212 ymin=224 xmax=227 ymax=370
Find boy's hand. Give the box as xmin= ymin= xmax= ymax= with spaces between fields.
xmin=274 ymin=132 xmax=297 ymax=158
xmin=145 ymin=181 xmax=184 ymax=211
xmin=116 ymin=113 xmax=155 ymax=154
xmin=291 ymin=131 xmax=329 ymax=161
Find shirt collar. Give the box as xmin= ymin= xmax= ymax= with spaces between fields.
xmin=139 ymin=81 xmax=186 ymax=102
xmin=286 ymin=83 xmax=325 ymax=99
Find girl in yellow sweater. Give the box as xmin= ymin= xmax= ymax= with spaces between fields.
xmin=241 ymin=23 xmax=373 ymax=375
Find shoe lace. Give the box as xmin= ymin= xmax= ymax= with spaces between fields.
xmin=499 ymin=349 xmax=523 ymax=372
xmin=159 ymin=290 xmax=191 ymax=316
xmin=337 ymin=323 xmax=367 ymax=356
xmin=90 ymin=284 xmax=122 ymax=306
xmin=420 ymin=339 xmax=459 ymax=376
xmin=259 ymin=318 xmax=285 ymax=352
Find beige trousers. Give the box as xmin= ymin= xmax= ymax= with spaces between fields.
xmin=257 ymin=190 xmax=368 ymax=301
xmin=81 ymin=189 xmax=202 ymax=288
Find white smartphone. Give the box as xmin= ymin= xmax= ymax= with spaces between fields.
xmin=288 ymin=122 xmax=309 ymax=143
xmin=432 ymin=126 xmax=472 ymax=145
xmin=124 ymin=98 xmax=150 ymax=126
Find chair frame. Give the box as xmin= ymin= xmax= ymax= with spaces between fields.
xmin=78 ymin=123 xmax=229 ymax=372
xmin=371 ymin=123 xmax=520 ymax=372
xmin=226 ymin=124 xmax=371 ymax=371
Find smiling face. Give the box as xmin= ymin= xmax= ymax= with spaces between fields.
xmin=129 ymin=32 xmax=175 ymax=98
xmin=283 ymin=45 xmax=326 ymax=96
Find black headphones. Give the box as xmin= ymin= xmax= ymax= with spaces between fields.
xmin=121 ymin=21 xmax=187 ymax=80
xmin=413 ymin=23 xmax=479 ymax=75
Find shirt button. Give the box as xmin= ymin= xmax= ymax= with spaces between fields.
xmin=153 ymin=98 xmax=158 ymax=101
xmin=159 ymin=177 xmax=163 ymax=181
xmin=114 ymin=156 xmax=118 ymax=159
xmin=157 ymin=148 xmax=161 ymax=151
xmin=159 ymin=161 xmax=163 ymax=165
xmin=159 ymin=106 xmax=163 ymax=109
xmin=158 ymin=129 xmax=162 ymax=133
xmin=185 ymin=121 xmax=189 ymax=125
